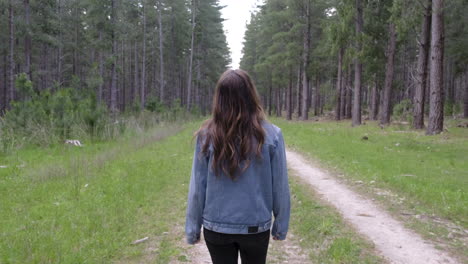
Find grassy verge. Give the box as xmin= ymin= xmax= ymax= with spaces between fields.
xmin=289 ymin=171 xmax=384 ymax=263
xmin=0 ymin=121 xmax=199 ymax=263
xmin=271 ymin=117 xmax=467 ymax=258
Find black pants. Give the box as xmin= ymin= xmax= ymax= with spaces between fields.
xmin=203 ymin=228 xmax=270 ymax=264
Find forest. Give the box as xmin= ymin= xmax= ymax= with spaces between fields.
xmin=0 ymin=0 xmax=229 ymax=150
xmin=241 ymin=0 xmax=468 ymax=134
xmin=0 ymin=0 xmax=467 ymax=148
xmin=0 ymin=0 xmax=467 ymax=263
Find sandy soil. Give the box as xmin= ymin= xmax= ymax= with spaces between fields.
xmin=286 ymin=149 xmax=459 ymax=264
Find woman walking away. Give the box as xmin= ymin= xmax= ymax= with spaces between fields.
xmin=185 ymin=69 xmax=290 ymax=264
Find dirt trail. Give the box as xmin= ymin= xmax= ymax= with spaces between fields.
xmin=286 ymin=149 xmax=459 ymax=264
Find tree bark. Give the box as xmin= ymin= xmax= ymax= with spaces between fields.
xmin=140 ymin=3 xmax=146 ymax=110
xmin=157 ymin=0 xmax=165 ymax=104
xmin=301 ymin=0 xmax=311 ymax=120
xmin=413 ymin=0 xmax=431 ymax=129
xmin=340 ymin=66 xmax=347 ymax=118
xmin=57 ymin=0 xmax=63 ymax=86
xmin=7 ymin=0 xmax=14 ymax=108
xmin=109 ymin=0 xmax=118 ymax=113
xmin=464 ymin=70 xmax=468 ymax=118
xmin=427 ymin=0 xmax=445 ymax=134
xmin=314 ymin=76 xmax=320 ymax=116
xmin=352 ymin=0 xmax=363 ymax=126
xmin=134 ymin=41 xmax=139 ymax=104
xmin=24 ymin=0 xmax=32 ymax=79
xmin=287 ymin=67 xmax=293 ymax=120
xmin=370 ymin=78 xmax=379 ymax=120
xmin=335 ymin=47 xmax=343 ymax=120
xmin=98 ymin=30 xmax=104 ymax=103
xmin=268 ymin=75 xmax=272 ymax=116
xmin=276 ymin=86 xmax=281 ymax=117
xmin=346 ymin=65 xmax=352 ymax=119
xmin=296 ymin=66 xmax=302 ymax=118
xmin=186 ymin=0 xmax=197 ymax=110
xmin=380 ymin=23 xmax=397 ymax=125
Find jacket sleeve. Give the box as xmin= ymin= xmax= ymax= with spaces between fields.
xmin=271 ymin=129 xmax=290 ymax=240
xmin=185 ymin=135 xmax=208 ymax=244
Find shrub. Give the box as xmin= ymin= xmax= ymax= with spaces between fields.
xmin=392 ymin=99 xmax=412 ymax=122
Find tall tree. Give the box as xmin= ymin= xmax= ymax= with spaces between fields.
xmin=380 ymin=23 xmax=397 ymax=125
xmin=7 ymin=0 xmax=14 ymax=108
xmin=335 ymin=47 xmax=344 ymax=120
xmin=157 ymin=0 xmax=165 ymax=104
xmin=186 ymin=0 xmax=197 ymax=110
xmin=301 ymin=0 xmax=311 ymax=120
xmin=352 ymin=0 xmax=363 ymax=126
xmin=24 ymin=0 xmax=31 ymax=79
xmin=109 ymin=0 xmax=118 ymax=113
xmin=427 ymin=0 xmax=445 ymax=134
xmin=412 ymin=0 xmax=432 ymax=129
xmin=140 ymin=2 xmax=146 ymax=110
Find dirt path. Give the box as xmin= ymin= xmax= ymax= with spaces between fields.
xmin=286 ymin=149 xmax=459 ymax=264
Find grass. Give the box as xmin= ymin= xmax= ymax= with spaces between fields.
xmin=272 ymin=117 xmax=467 ymax=226
xmin=1 ymin=117 xmax=387 ymax=263
xmin=271 ymin=117 xmax=467 ymax=259
xmin=0 ymin=121 xmax=197 ymax=263
xmin=289 ymin=173 xmax=383 ymax=263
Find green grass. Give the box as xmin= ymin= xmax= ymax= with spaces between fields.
xmin=272 ymin=118 xmax=467 ymax=228
xmin=0 ymin=122 xmax=197 ymax=263
xmin=1 ymin=118 xmax=387 ymax=263
xmin=290 ymin=174 xmax=382 ymax=263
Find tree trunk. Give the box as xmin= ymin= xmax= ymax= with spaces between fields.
xmin=340 ymin=66 xmax=347 ymax=118
xmin=380 ymin=23 xmax=397 ymax=125
xmin=140 ymin=3 xmax=146 ymax=110
xmin=464 ymin=70 xmax=468 ymax=118
xmin=186 ymin=0 xmax=197 ymax=110
xmin=121 ymin=39 xmax=126 ymax=111
xmin=109 ymin=0 xmax=118 ymax=113
xmin=98 ymin=30 xmax=104 ymax=103
xmin=276 ymin=86 xmax=281 ymax=117
xmin=7 ymin=0 xmax=14 ymax=108
xmin=427 ymin=0 xmax=445 ymax=135
xmin=370 ymin=78 xmax=379 ymax=120
xmin=352 ymin=0 xmax=363 ymax=126
xmin=24 ymin=0 xmax=31 ymax=79
xmin=335 ymin=47 xmax=343 ymax=120
xmin=58 ymin=1 xmax=63 ymax=85
xmin=134 ymin=41 xmax=139 ymax=105
xmin=157 ymin=0 xmax=165 ymax=104
xmin=413 ymin=0 xmax=431 ymax=129
xmin=296 ymin=66 xmax=302 ymax=118
xmin=301 ymin=0 xmax=311 ymax=120
xmin=268 ymin=76 xmax=272 ymax=116
xmin=346 ymin=65 xmax=352 ymax=119
xmin=314 ymin=76 xmax=320 ymax=116
xmin=287 ymin=67 xmax=293 ymax=120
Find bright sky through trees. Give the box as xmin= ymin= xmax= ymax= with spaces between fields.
xmin=220 ymin=0 xmax=262 ymax=69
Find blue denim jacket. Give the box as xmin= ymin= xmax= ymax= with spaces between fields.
xmin=185 ymin=121 xmax=290 ymax=244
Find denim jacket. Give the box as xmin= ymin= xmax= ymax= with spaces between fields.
xmin=185 ymin=121 xmax=290 ymax=244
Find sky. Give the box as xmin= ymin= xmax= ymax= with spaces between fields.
xmin=219 ymin=0 xmax=263 ymax=69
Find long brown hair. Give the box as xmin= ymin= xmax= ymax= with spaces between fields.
xmin=196 ymin=69 xmax=266 ymax=179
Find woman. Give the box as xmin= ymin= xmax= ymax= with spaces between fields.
xmin=185 ymin=69 xmax=290 ymax=264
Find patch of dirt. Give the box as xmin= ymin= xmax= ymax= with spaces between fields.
xmin=286 ymin=149 xmax=460 ymax=264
